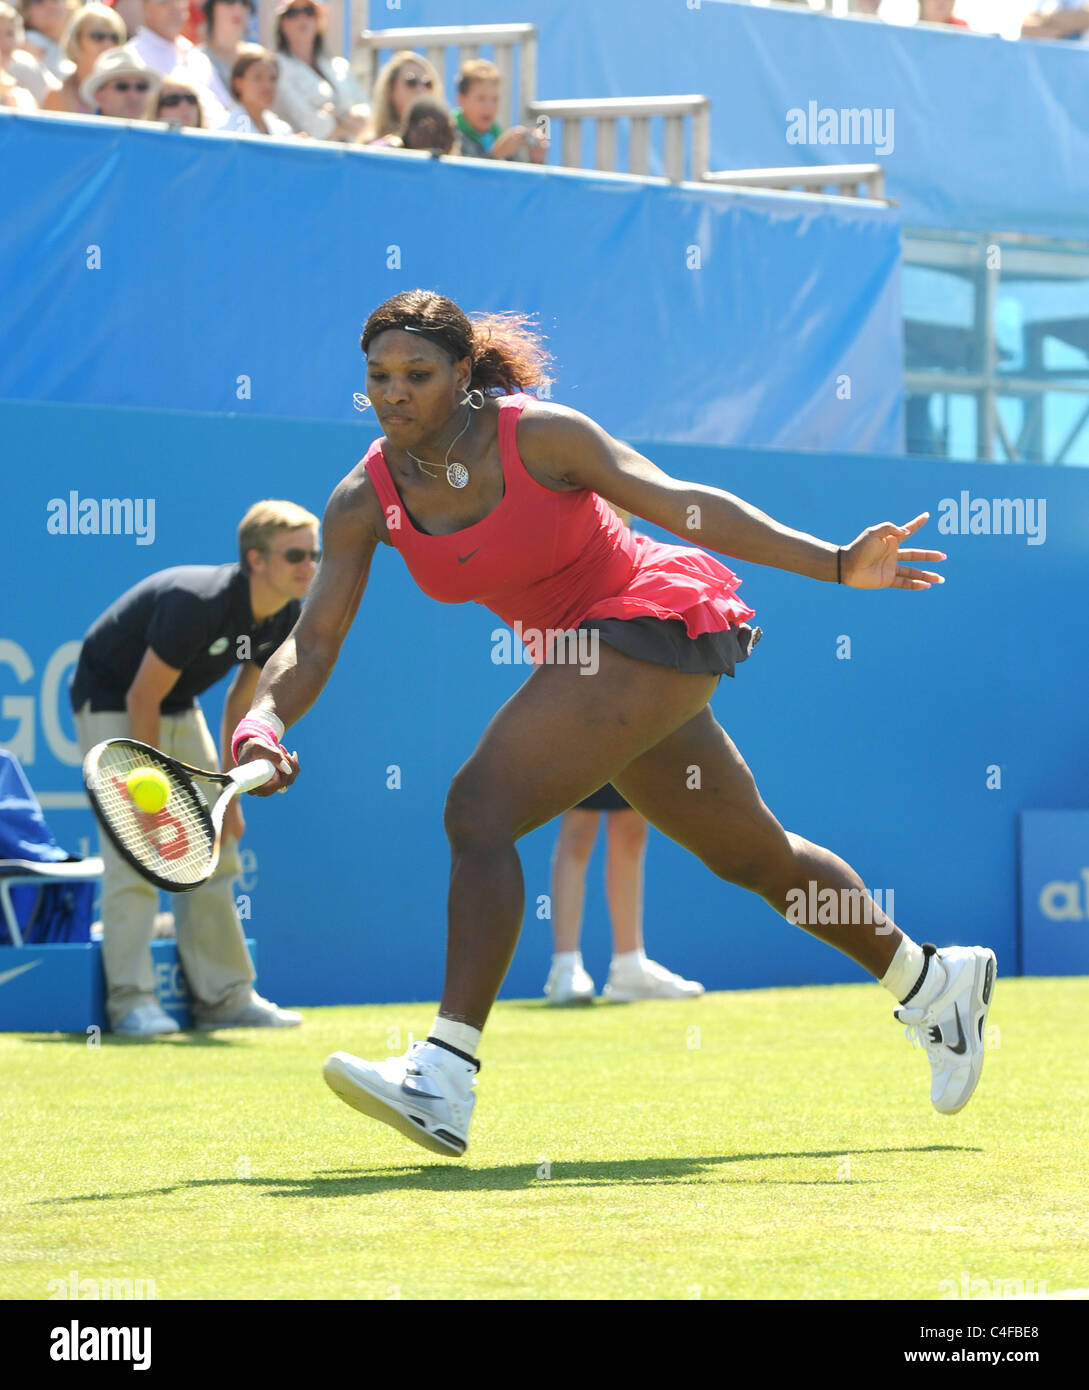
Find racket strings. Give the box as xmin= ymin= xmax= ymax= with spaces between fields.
xmin=89 ymin=744 xmax=214 ymax=887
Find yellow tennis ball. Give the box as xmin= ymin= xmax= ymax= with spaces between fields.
xmin=127 ymin=767 xmax=170 ymax=814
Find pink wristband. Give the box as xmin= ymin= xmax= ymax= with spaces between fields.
xmin=231 ymin=716 xmax=287 ymax=766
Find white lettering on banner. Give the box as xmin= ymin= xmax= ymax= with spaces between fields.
xmin=0 ymin=638 xmax=35 ymax=763
xmin=153 ymin=960 xmax=188 ymax=1004
xmin=0 ymin=640 xmax=83 ymax=767
xmin=1038 ymin=868 xmax=1089 ymax=921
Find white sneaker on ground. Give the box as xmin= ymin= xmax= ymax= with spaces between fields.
xmin=323 ymin=1040 xmax=476 ymax=1158
xmin=895 ymin=944 xmax=997 ymax=1115
xmin=196 ymin=993 xmax=302 ymax=1030
xmin=603 ymin=956 xmax=705 ymax=1002
xmin=544 ymin=956 xmax=595 ymax=1006
xmin=113 ymin=1003 xmax=180 ymax=1036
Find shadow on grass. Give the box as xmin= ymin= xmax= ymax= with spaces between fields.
xmin=36 ymin=1145 xmax=981 ymax=1203
xmin=17 ymin=1033 xmax=254 ymax=1048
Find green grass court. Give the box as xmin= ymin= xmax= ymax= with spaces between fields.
xmin=2 ymin=978 xmax=1086 ymax=1301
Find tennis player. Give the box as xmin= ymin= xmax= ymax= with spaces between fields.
xmin=233 ymin=290 xmax=996 ymax=1157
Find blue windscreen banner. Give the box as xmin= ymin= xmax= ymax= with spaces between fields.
xmin=1020 ymin=812 xmax=1089 ymax=978
xmin=0 ymin=112 xmax=902 ymax=453
xmin=5 ymin=397 xmax=1088 ymax=1004
xmin=392 ymin=0 xmax=1089 ymax=240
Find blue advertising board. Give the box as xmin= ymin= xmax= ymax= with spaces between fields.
xmin=1020 ymin=812 xmax=1089 ymax=977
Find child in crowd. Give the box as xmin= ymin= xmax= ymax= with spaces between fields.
xmin=453 ymin=57 xmax=546 ymax=163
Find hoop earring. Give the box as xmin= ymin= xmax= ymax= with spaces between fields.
xmin=461 ymin=388 xmax=485 ymax=410
xmin=353 ymin=393 xmax=371 ymax=413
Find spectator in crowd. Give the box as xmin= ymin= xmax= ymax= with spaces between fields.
xmin=70 ymin=499 xmax=318 ymax=1035
xmin=1 ymin=1 xmax=47 ymax=102
xmin=125 ymin=0 xmax=226 ymax=125
xmin=21 ymin=0 xmax=73 ymax=80
xmin=400 ymin=95 xmax=454 ymax=154
xmin=42 ymin=2 xmax=124 ymax=112
xmin=104 ymin=0 xmax=141 ymax=41
xmin=851 ymin=0 xmax=883 ymax=13
xmin=81 ymin=40 xmax=157 ymax=116
xmin=1022 ymin=1 xmax=1089 ymax=40
xmin=154 ymin=70 xmax=200 ymax=122
xmin=2 ymin=0 xmax=56 ymax=100
xmin=1 ymin=64 xmax=36 ymax=103
xmin=453 ymin=58 xmax=546 ymax=163
xmin=918 ymin=0 xmax=968 ymax=25
xmin=222 ymin=42 xmax=292 ymax=134
xmin=364 ymin=47 xmax=440 ymax=145
xmin=196 ymin=0 xmax=248 ymax=109
xmin=272 ymin=0 xmax=367 ymax=141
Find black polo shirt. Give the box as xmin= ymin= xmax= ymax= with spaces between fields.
xmin=70 ymin=564 xmax=301 ymax=714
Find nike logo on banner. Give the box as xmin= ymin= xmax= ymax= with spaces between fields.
xmin=948 ymin=1005 xmax=968 ymax=1055
xmin=457 ymin=548 xmax=480 ymax=564
xmin=0 ymin=960 xmax=42 ymax=987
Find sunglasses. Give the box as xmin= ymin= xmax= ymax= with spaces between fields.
xmin=402 ymin=75 xmax=433 ymax=89
xmin=83 ymin=29 xmax=117 ymax=41
xmin=282 ymin=4 xmax=316 ymax=16
xmin=270 ymin=548 xmax=321 ymax=564
xmin=159 ymin=92 xmax=199 ymax=107
xmin=109 ymin=80 xmax=151 ymax=93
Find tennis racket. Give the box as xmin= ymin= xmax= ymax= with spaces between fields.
xmin=82 ymin=738 xmax=276 ymax=892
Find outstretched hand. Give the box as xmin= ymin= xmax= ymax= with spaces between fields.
xmin=841 ymin=513 xmax=946 ymax=591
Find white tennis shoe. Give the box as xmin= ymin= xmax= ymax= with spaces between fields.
xmin=113 ymin=1003 xmax=180 ymax=1036
xmin=603 ymin=956 xmax=705 ymax=1002
xmin=323 ymin=1041 xmax=477 ymax=1157
xmin=544 ymin=955 xmax=595 ymax=1005
xmin=895 ymin=944 xmax=997 ymax=1115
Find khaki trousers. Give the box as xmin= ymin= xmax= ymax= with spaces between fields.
xmin=75 ymin=703 xmax=256 ymax=1028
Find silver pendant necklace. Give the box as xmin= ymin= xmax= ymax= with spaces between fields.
xmin=406 ymin=405 xmax=473 ymax=489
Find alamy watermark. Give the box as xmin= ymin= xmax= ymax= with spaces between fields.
xmin=49 ymin=1321 xmax=151 ymax=1370
xmin=46 ymin=492 xmax=156 ymax=546
xmin=937 ymin=493 xmax=1045 ymax=546
xmin=786 ymin=101 xmax=894 ymax=157
xmin=491 ymin=623 xmax=600 ymax=675
xmin=785 ymin=882 xmax=894 ymax=931
xmin=47 ymin=1270 xmax=157 ymax=1300
xmin=938 ymin=1271 xmax=1047 ymax=1300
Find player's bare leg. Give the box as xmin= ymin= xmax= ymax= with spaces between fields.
xmin=612 ymin=706 xmax=996 ymax=1114
xmin=438 ymin=650 xmax=718 ymax=1027
xmin=323 ymin=649 xmax=717 ymax=1155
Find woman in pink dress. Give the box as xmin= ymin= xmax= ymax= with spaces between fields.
xmin=233 ymin=289 xmax=997 ymax=1159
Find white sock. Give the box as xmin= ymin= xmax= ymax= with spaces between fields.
xmin=552 ymin=951 xmax=582 ymax=968
xmin=428 ymin=1016 xmax=481 ymax=1062
xmin=881 ymin=938 xmax=944 ymax=1007
xmin=611 ymin=948 xmax=646 ymax=972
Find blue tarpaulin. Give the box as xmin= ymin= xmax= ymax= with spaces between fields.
xmin=0 ymin=112 xmax=903 ymax=452
xmin=393 ymin=0 xmax=1089 ymax=240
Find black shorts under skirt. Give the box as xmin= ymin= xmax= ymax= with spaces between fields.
xmin=571 ymin=617 xmax=763 ymax=814
xmin=577 ymin=616 xmax=763 ymax=678
xmin=575 ymin=782 xmax=632 ymax=813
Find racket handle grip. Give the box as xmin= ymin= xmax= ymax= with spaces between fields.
xmin=229 ymin=758 xmax=277 ymax=793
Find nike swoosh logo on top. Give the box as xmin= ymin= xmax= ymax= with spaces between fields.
xmin=948 ymin=1004 xmax=968 ymax=1055
xmin=0 ymin=960 xmax=41 ymax=987
xmin=457 ymin=549 xmax=480 ymax=564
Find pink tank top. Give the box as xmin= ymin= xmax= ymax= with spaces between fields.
xmin=363 ymin=393 xmax=754 ymax=653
